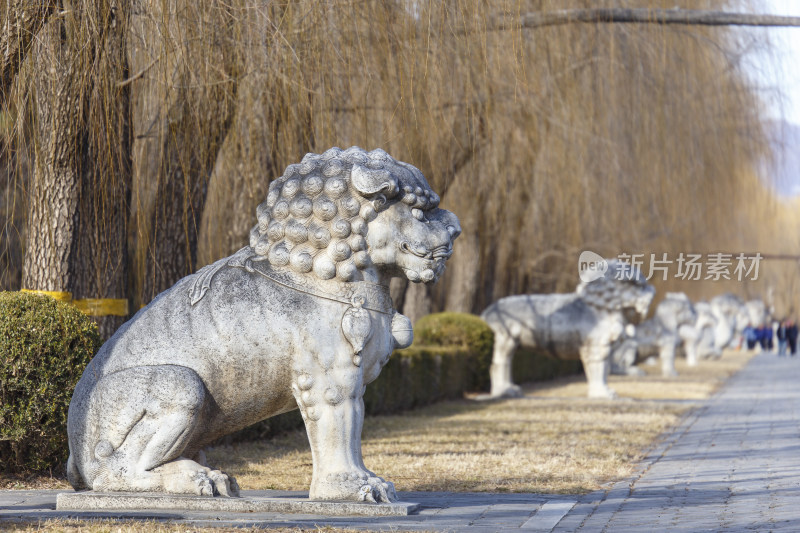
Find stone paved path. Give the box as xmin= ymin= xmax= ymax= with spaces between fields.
xmin=555 ymin=350 xmax=800 ymax=533
xmin=2 ymin=351 xmax=799 ymax=531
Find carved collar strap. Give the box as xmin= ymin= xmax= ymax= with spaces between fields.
xmin=226 ymin=248 xmax=393 ymax=315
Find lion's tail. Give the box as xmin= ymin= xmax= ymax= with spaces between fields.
xmin=66 ymin=453 xmax=87 ymax=490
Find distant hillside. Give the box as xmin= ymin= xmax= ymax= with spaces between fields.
xmin=766 ymin=120 xmax=800 ymax=197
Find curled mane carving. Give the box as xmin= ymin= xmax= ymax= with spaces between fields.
xmin=576 ymin=259 xmax=654 ymax=313
xmin=249 ymin=146 xmax=440 ymax=282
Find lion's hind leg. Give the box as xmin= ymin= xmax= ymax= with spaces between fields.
xmin=74 ymin=365 xmax=238 ymax=496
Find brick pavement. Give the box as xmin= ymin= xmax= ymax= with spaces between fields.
xmin=556 ymin=351 xmax=800 ymax=532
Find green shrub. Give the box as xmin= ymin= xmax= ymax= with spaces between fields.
xmin=412 ymin=311 xmax=495 ymax=391
xmin=414 ymin=311 xmax=494 ymax=355
xmin=0 ymin=291 xmax=101 ymax=473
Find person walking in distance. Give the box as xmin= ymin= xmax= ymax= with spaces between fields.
xmin=786 ymin=319 xmax=799 ymax=356
xmin=777 ymin=319 xmax=788 ymax=357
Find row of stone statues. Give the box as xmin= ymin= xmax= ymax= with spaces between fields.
xmin=481 ymin=263 xmax=768 ymax=399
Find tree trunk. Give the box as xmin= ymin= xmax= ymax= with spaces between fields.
xmin=23 ymin=19 xmax=82 ymax=293
xmin=0 ymin=0 xmax=55 ymax=103
xmin=23 ymin=1 xmax=132 ymax=339
xmin=402 ymin=282 xmax=432 ymax=326
xmin=444 ymin=228 xmax=480 ymax=313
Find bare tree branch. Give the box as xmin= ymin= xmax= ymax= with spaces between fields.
xmin=490 ymin=9 xmax=800 ymax=32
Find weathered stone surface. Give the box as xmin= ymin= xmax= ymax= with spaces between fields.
xmin=480 ymin=260 xmax=654 ymax=399
xmin=679 ymin=300 xmax=719 ymax=365
xmin=56 ymin=491 xmax=419 ymax=516
xmin=65 ymin=147 xmax=460 ymax=503
xmin=709 ymin=293 xmax=748 ymax=349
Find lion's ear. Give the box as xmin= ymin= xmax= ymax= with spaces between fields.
xmin=351 ymin=163 xmax=399 ymax=197
xmin=371 ymin=194 xmax=388 ymax=212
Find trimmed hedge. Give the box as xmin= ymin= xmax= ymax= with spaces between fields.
xmin=363 ymin=345 xmax=480 ymax=415
xmin=513 ymin=348 xmax=584 ymax=385
xmin=0 ymin=291 xmax=101 ymax=473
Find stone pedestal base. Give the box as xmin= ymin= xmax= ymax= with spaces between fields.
xmin=56 ymin=491 xmax=419 ymax=517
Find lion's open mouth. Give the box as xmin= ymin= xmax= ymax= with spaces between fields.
xmin=431 ymin=243 xmax=453 ymax=259
xmin=399 ymin=241 xmax=451 ymax=283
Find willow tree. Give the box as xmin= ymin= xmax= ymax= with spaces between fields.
xmin=129 ymin=1 xmax=238 ymax=305
xmin=14 ymin=0 xmax=131 ymax=338
xmin=1 ymin=0 xmax=795 ymax=334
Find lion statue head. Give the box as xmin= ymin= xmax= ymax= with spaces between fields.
xmin=576 ymin=259 xmax=655 ymax=325
xmin=249 ymin=146 xmax=461 ymax=285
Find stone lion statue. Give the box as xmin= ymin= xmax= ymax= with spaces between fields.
xmin=480 ymin=260 xmax=654 ymax=399
xmin=66 ymin=147 xmax=460 ymax=503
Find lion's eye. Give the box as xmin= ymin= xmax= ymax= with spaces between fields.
xmin=411 ymin=208 xmax=425 ymax=222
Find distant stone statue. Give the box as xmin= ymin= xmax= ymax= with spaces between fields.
xmin=709 ymin=293 xmax=748 ymax=350
xmin=689 ymin=302 xmax=718 ymax=361
xmin=744 ymin=299 xmax=768 ymax=328
xmin=66 ymin=147 xmax=460 ymax=503
xmin=612 ymin=293 xmax=696 ymax=376
xmin=480 ymin=260 xmax=654 ymax=399
xmin=679 ymin=300 xmax=718 ymax=365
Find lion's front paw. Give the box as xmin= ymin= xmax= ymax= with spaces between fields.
xmin=207 ymin=469 xmax=240 ymax=497
xmin=158 ymin=459 xmax=240 ymax=497
xmin=185 ymin=468 xmax=240 ymax=497
xmin=360 ymin=476 xmax=397 ymax=503
xmin=312 ymin=471 xmax=397 ymax=503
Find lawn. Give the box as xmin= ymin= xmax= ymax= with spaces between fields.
xmin=204 ymin=349 xmax=752 ymax=495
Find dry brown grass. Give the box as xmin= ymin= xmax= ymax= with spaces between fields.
xmin=2 ymin=349 xmax=753 ymax=498
xmin=0 ymin=474 xmax=69 ymax=491
xmin=209 ymin=394 xmax=681 ymax=496
xmin=205 ymin=349 xmax=754 ymax=496
xmin=528 ymin=347 xmax=754 ymax=401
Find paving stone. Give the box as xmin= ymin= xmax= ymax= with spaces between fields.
xmin=557 ymin=351 xmax=800 ymax=532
